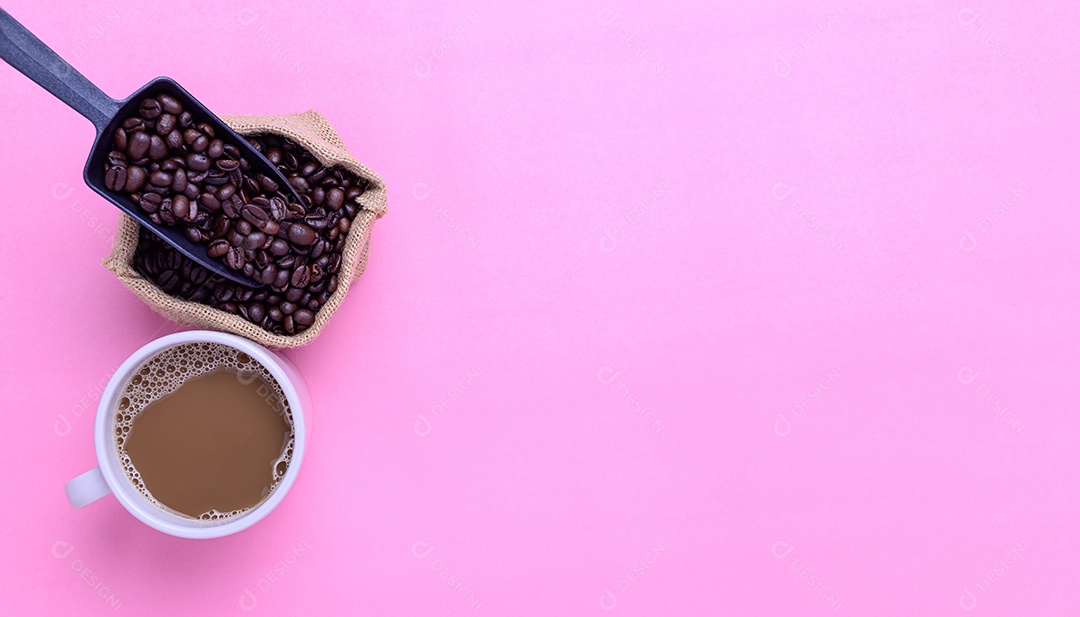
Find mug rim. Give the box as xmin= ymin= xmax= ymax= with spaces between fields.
xmin=94 ymin=330 xmax=307 ymax=539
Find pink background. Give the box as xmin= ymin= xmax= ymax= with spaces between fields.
xmin=0 ymin=0 xmax=1077 ymax=614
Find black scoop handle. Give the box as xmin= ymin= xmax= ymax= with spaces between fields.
xmin=0 ymin=8 xmax=120 ymax=132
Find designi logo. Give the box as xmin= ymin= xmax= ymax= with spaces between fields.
xmin=599 ymin=587 xmax=618 ymax=611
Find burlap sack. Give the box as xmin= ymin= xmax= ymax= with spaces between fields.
xmin=103 ymin=110 xmax=387 ymax=348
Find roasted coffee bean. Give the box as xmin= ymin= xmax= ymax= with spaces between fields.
xmin=156 ymin=113 xmax=176 ymax=135
xmin=156 ymin=270 xmax=180 ymax=292
xmin=165 ymin=250 xmax=183 ymax=270
xmin=263 ymin=197 xmax=284 ymax=222
xmin=171 ymin=194 xmax=190 ymax=219
xmin=139 ymin=98 xmax=162 ymax=119
xmin=171 ymin=169 xmax=188 ymax=193
xmin=222 ymin=195 xmax=242 ymax=218
xmin=216 ymin=158 xmax=239 ymax=172
xmin=243 ymin=231 xmax=266 ymax=250
xmin=122 ymin=117 xmax=145 ymax=132
xmin=112 ymin=127 xmax=128 ymax=151
xmin=127 ymin=132 xmax=151 ymax=159
xmin=226 ymin=246 xmax=245 ymax=270
xmin=148 ymin=134 xmax=167 ymax=160
xmin=215 ymin=183 xmax=237 ymax=201
xmin=287 ymin=223 xmax=317 ymax=246
xmin=259 ymin=264 xmax=277 ymax=285
xmin=241 ymin=204 xmax=270 ymax=227
xmin=185 ymin=227 xmax=203 ymax=243
xmin=192 ymin=135 xmax=209 ymax=153
xmin=325 ymin=187 xmax=344 ymax=210
xmin=186 ymin=153 xmax=210 ymax=172
xmin=182 ymin=128 xmax=201 ymax=145
xmin=198 ymin=193 xmax=221 ymax=212
xmin=205 ymin=169 xmax=229 ymax=186
xmin=285 ymin=287 xmax=304 ymax=303
xmin=293 ymin=308 xmax=315 ymax=327
xmin=197 ymin=122 xmax=215 ymax=138
xmin=288 ymin=175 xmax=309 ymax=192
xmin=124 ymin=166 xmax=147 ymax=192
xmin=290 ymin=265 xmax=310 ymax=288
xmin=276 ymin=255 xmax=296 ymax=269
xmin=257 ymin=174 xmax=279 ymax=193
xmin=139 ymin=192 xmax=162 ymax=213
xmin=150 ymin=170 xmax=172 ymax=187
xmin=207 ymin=139 xmax=224 ymax=159
xmin=248 ymin=303 xmax=266 ymax=322
xmin=211 ymin=216 xmax=230 ymax=238
xmin=157 ymin=94 xmax=183 ymax=115
xmin=215 ymin=285 xmax=234 ymax=302
xmin=267 ymin=238 xmax=290 ymax=256
xmin=105 ymin=166 xmax=127 ymax=191
xmin=207 ymin=239 xmax=230 ymax=258
xmin=178 ymin=110 xmax=193 ymax=128
xmin=272 ymin=269 xmax=291 ymax=291
xmin=285 ymin=201 xmax=306 ymax=219
xmin=165 ymin=129 xmax=183 ymax=150
xmin=159 ymin=203 xmax=177 ymax=224
xmin=302 ymin=215 xmax=326 ymax=230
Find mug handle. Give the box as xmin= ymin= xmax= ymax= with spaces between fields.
xmin=66 ymin=467 xmax=111 ymax=508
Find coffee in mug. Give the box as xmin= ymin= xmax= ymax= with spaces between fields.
xmin=114 ymin=341 xmax=294 ymax=521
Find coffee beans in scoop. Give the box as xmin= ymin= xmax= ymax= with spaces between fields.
xmin=130 ymin=132 xmax=368 ymax=335
xmin=105 ymin=94 xmax=323 ymax=277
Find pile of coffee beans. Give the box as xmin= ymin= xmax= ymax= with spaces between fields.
xmin=115 ymin=100 xmax=368 ymax=335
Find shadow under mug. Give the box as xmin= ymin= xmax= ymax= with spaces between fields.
xmin=64 ymin=330 xmax=310 ymax=539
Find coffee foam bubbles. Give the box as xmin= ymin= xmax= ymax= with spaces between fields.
xmin=114 ymin=342 xmax=294 ymax=521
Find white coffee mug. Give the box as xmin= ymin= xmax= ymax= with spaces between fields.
xmin=65 ymin=330 xmax=310 ymax=539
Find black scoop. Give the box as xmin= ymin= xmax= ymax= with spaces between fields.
xmin=0 ymin=8 xmax=303 ymax=286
